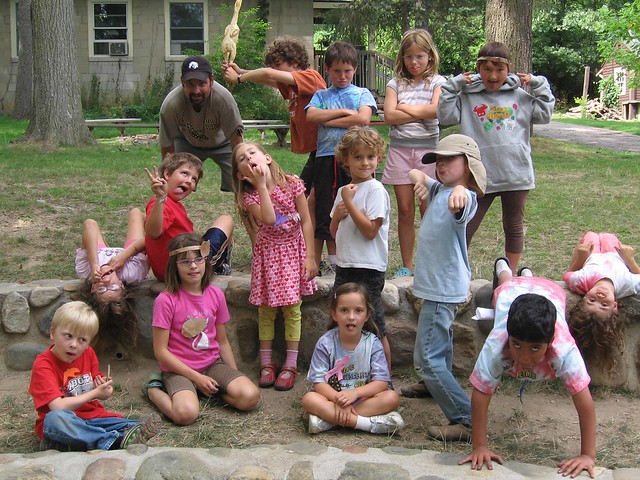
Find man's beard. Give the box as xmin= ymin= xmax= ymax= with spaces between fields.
xmin=188 ymin=94 xmax=206 ymax=112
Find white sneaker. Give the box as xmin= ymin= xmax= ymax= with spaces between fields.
xmin=369 ymin=411 xmax=405 ymax=434
xmin=308 ymin=414 xmax=336 ymax=434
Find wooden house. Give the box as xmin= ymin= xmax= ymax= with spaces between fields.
xmin=599 ymin=59 xmax=639 ymax=120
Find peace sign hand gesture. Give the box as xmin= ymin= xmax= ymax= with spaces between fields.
xmin=145 ymin=166 xmax=168 ymax=200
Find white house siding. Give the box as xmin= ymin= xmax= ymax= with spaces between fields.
xmin=0 ymin=0 xmax=316 ymax=113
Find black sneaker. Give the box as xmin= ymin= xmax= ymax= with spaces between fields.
xmin=492 ymin=257 xmax=510 ymax=290
xmin=517 ymin=266 xmax=533 ymax=277
xmin=39 ymin=438 xmax=72 ymax=452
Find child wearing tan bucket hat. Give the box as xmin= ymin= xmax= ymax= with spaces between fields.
xmin=421 ymin=133 xmax=486 ymax=197
xmin=405 ymin=133 xmax=486 ymax=443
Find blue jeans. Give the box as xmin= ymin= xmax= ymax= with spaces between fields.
xmin=43 ymin=410 xmax=138 ymax=450
xmin=414 ymin=300 xmax=471 ymax=426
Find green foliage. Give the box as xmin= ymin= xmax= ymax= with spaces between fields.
xmin=573 ymin=95 xmax=589 ymax=118
xmin=430 ymin=4 xmax=485 ymax=75
xmin=120 ymin=66 xmax=175 ymax=121
xmin=598 ymin=74 xmax=621 ymax=109
xmin=206 ymin=6 xmax=288 ymax=121
xmin=316 ymin=0 xmax=484 ymax=76
xmin=597 ymin=2 xmax=640 ymax=89
xmin=533 ymin=7 xmax=604 ymax=105
xmin=83 ymin=75 xmax=110 ymax=118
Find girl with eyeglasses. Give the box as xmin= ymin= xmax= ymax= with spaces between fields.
xmin=382 ymin=29 xmax=446 ymax=280
xmin=74 ymin=208 xmax=149 ymax=350
xmin=144 ymin=233 xmax=260 ymax=425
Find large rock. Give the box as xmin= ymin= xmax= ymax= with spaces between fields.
xmin=5 ymin=341 xmax=47 ymax=371
xmin=29 ymin=286 xmax=62 ymax=308
xmin=38 ymin=300 xmax=70 ymax=337
xmin=386 ymin=320 xmax=416 ymax=367
xmin=382 ymin=281 xmax=400 ymax=314
xmin=1 ymin=292 xmax=31 ymax=333
xmin=135 ymin=451 xmax=224 ymax=480
xmin=82 ymin=457 xmax=126 ymax=480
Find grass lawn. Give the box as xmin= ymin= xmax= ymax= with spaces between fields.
xmin=1 ymin=115 xmax=639 ymax=283
xmin=553 ymin=115 xmax=640 ymax=135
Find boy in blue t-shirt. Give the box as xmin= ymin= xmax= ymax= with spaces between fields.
xmin=305 ymin=41 xmax=377 ymax=274
xmin=408 ymin=134 xmax=486 ymax=442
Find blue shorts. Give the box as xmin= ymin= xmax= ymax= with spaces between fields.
xmin=202 ymin=227 xmax=232 ymax=275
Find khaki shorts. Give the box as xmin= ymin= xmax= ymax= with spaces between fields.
xmin=162 ymin=360 xmax=245 ymax=397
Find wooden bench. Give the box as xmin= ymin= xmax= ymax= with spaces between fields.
xmin=85 ymin=118 xmax=143 ymax=135
xmin=243 ymin=122 xmax=290 ymax=147
xmin=85 ymin=118 xmax=290 ymax=147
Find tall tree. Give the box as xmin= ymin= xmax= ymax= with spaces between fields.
xmin=13 ymin=0 xmax=33 ymax=119
xmin=598 ymin=1 xmax=640 ymax=87
xmin=19 ymin=0 xmax=94 ymax=149
xmin=485 ymin=0 xmax=533 ymax=74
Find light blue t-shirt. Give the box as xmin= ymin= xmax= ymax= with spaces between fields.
xmin=307 ymin=328 xmax=391 ymax=390
xmin=305 ymin=84 xmax=377 ymax=157
xmin=413 ymin=179 xmax=477 ymax=303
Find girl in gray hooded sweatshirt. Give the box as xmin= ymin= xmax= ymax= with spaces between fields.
xmin=438 ymin=41 xmax=555 ymax=273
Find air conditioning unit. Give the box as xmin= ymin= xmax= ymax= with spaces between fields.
xmin=109 ymin=42 xmax=129 ymax=56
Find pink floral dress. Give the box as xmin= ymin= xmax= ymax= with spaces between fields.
xmin=243 ymin=179 xmax=317 ymax=307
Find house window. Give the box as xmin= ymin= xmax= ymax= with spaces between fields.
xmin=90 ymin=2 xmax=131 ymax=57
xmin=613 ymin=67 xmax=627 ymax=95
xmin=167 ymin=1 xmax=207 ymax=56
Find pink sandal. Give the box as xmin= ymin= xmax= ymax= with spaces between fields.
xmin=274 ymin=366 xmax=299 ymax=391
xmin=259 ymin=363 xmax=277 ymax=388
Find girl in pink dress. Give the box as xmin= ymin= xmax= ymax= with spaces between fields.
xmin=232 ymin=142 xmax=318 ymax=391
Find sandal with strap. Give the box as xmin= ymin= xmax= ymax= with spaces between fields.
xmin=275 ymin=366 xmax=299 ymax=391
xmin=141 ymin=372 xmax=164 ymax=399
xmin=259 ymin=363 xmax=278 ymax=388
xmin=392 ymin=267 xmax=414 ymax=279
xmin=120 ymin=413 xmax=162 ymax=449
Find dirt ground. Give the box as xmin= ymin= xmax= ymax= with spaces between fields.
xmin=1 ymin=350 xmax=639 ymax=470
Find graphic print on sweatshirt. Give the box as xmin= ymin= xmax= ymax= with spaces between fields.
xmin=472 ymin=102 xmax=519 ymax=132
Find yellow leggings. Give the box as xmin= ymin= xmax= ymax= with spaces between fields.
xmin=258 ymin=303 xmax=301 ymax=342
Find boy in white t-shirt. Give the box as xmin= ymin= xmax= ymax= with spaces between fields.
xmin=460 ymin=258 xmax=596 ymax=479
xmin=330 ymin=126 xmax=391 ymax=366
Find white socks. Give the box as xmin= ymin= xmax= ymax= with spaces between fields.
xmin=355 ymin=415 xmax=373 ymax=432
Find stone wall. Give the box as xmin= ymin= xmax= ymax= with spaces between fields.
xmin=1 ymin=276 xmax=639 ymax=391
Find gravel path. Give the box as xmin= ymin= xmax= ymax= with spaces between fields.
xmin=534 ymin=121 xmax=640 ymax=153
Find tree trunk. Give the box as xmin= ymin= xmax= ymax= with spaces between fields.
xmin=484 ymin=0 xmax=532 ymax=74
xmin=415 ymin=0 xmax=430 ymax=31
xmin=20 ymin=0 xmax=94 ymax=149
xmin=13 ymin=0 xmax=33 ymax=119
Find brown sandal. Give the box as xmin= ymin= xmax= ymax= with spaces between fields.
xmin=400 ymin=380 xmax=432 ymax=398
